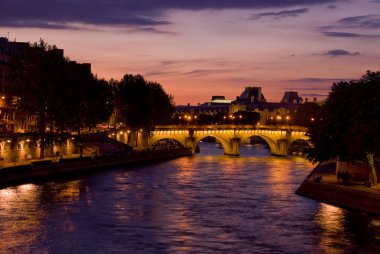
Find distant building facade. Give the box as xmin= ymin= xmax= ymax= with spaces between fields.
xmin=176 ymin=85 xmax=307 ymax=125
xmin=175 ymin=95 xmax=232 ymax=117
xmin=230 ymin=86 xmax=303 ymax=124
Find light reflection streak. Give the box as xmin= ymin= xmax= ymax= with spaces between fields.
xmin=315 ymin=203 xmax=347 ymax=254
xmin=0 ymin=184 xmax=42 ymax=252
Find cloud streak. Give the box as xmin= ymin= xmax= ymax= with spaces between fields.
xmin=288 ymin=78 xmax=352 ymax=83
xmin=0 ymin=0 xmax=338 ymax=30
xmin=320 ymin=15 xmax=380 ymax=39
xmin=323 ymin=49 xmax=360 ymax=57
xmin=251 ymin=8 xmax=309 ymax=19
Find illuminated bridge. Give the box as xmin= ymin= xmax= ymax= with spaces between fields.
xmin=150 ymin=125 xmax=308 ymax=156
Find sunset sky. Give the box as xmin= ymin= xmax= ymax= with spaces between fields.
xmin=1 ymin=0 xmax=380 ymax=105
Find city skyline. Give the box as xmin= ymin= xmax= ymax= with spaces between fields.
xmin=1 ymin=0 xmax=380 ymax=104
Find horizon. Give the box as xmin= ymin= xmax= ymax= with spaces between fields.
xmin=1 ymin=0 xmax=379 ymax=104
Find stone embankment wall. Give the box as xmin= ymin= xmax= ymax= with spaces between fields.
xmin=0 ymin=148 xmax=191 ymax=188
xmin=296 ymin=162 xmax=380 ymax=216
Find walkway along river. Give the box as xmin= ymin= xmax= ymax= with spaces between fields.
xmin=0 ymin=143 xmax=379 ymax=253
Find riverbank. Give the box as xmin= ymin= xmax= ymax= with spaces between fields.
xmin=0 ymin=148 xmax=191 ymax=189
xmin=296 ymin=161 xmax=380 ymax=216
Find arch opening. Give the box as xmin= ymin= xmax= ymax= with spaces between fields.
xmin=241 ymin=135 xmax=271 ymax=156
xmin=196 ymin=135 xmax=228 ymax=155
xmin=288 ymin=139 xmax=311 ymax=157
xmin=150 ymin=138 xmax=185 ymax=151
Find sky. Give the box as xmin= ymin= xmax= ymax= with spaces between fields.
xmin=1 ymin=0 xmax=380 ymax=105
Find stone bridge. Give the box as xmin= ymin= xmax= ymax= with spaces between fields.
xmin=149 ymin=125 xmax=308 ymax=156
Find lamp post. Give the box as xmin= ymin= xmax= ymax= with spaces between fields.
xmin=276 ymin=115 xmax=282 ymax=126
xmin=285 ymin=116 xmax=290 ymax=129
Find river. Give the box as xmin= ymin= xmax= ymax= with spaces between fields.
xmin=0 ymin=143 xmax=379 ymax=253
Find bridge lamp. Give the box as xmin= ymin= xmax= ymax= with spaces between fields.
xmin=310 ymin=117 xmax=315 ymax=122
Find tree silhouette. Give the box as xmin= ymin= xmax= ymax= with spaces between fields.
xmin=293 ymin=102 xmax=321 ymax=127
xmin=9 ymin=39 xmax=65 ymax=158
xmin=115 ymin=74 xmax=174 ymax=133
xmin=306 ymin=71 xmax=380 ymax=184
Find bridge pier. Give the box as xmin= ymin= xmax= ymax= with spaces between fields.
xmin=185 ymin=137 xmax=197 ymax=155
xmin=271 ymin=139 xmax=290 ymax=157
xmin=224 ymin=138 xmax=241 ymax=156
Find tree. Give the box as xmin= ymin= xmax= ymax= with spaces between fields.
xmin=115 ymin=74 xmax=174 ymax=133
xmin=233 ymin=110 xmax=260 ymax=125
xmin=9 ymin=39 xmax=114 ymax=158
xmin=293 ymin=102 xmax=321 ymax=127
xmin=306 ymin=71 xmax=380 ymax=184
xmin=9 ymin=39 xmax=65 ymax=158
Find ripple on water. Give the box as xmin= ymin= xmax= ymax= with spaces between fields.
xmin=0 ymin=143 xmax=379 ymax=253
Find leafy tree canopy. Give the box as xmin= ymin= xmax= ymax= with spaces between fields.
xmin=293 ymin=102 xmax=321 ymax=127
xmin=115 ymin=74 xmax=174 ymax=132
xmin=306 ymin=71 xmax=380 ymax=164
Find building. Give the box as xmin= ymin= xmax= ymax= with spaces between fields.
xmin=229 ymin=86 xmax=267 ymax=114
xmin=230 ymin=86 xmax=304 ymax=124
xmin=281 ymin=91 xmax=303 ymax=104
xmin=0 ymin=37 xmax=30 ymax=132
xmin=175 ymin=95 xmax=232 ymax=117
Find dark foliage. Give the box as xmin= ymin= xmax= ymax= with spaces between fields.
xmin=306 ymin=71 xmax=380 ymax=164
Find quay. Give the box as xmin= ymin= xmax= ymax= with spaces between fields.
xmin=0 ymin=148 xmax=191 ymax=188
xmin=296 ymin=161 xmax=380 ymax=216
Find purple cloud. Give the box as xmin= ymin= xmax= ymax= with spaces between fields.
xmin=251 ymin=8 xmax=309 ymax=19
xmin=323 ymin=49 xmax=360 ymax=57
xmin=320 ymin=15 xmax=380 ymax=39
xmin=0 ymin=0 xmax=339 ymax=30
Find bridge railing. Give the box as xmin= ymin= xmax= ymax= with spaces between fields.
xmin=154 ymin=124 xmax=307 ymax=132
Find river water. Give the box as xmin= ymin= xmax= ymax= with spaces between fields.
xmin=1 ymin=143 xmax=380 ymax=253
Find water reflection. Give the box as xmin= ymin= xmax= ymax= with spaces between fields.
xmin=0 ymin=143 xmax=379 ymax=253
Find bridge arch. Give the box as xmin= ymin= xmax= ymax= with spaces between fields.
xmin=193 ymin=134 xmax=233 ymax=155
xmin=149 ymin=126 xmax=308 ymax=157
xmin=288 ymin=138 xmax=311 ymax=156
xmin=150 ymin=138 xmax=185 ymax=150
xmin=149 ymin=132 xmax=188 ymax=149
xmin=241 ymin=134 xmax=277 ymax=155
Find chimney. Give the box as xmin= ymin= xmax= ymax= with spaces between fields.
xmin=313 ymin=98 xmax=317 ymax=102
xmin=305 ymin=98 xmax=308 ymax=103
xmin=187 ymin=103 xmax=190 ymax=107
